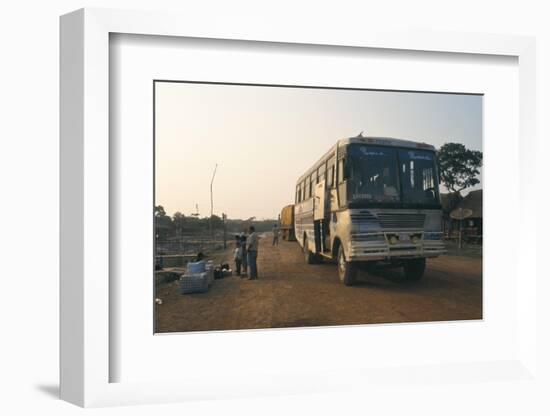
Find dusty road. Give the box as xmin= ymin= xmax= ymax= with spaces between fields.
xmin=155 ymin=236 xmax=482 ymax=332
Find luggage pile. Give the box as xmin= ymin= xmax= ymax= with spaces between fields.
xmin=213 ymin=263 xmax=233 ymax=279
xmin=180 ymin=260 xmax=214 ymax=294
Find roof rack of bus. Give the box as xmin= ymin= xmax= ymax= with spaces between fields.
xmin=340 ymin=136 xmax=436 ymax=151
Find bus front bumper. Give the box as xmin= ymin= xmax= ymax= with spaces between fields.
xmin=348 ymin=231 xmax=446 ymax=261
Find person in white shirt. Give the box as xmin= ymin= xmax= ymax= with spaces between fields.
xmin=233 ymin=235 xmax=243 ymax=276
xmin=246 ymin=226 xmax=259 ymax=280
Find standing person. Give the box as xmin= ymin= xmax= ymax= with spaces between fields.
xmin=240 ymin=233 xmax=248 ymax=277
xmin=246 ymin=226 xmax=259 ymax=280
xmin=233 ymin=235 xmax=243 ymax=276
xmin=272 ymin=224 xmax=280 ymax=246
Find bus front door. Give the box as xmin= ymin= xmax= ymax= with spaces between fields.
xmin=314 ymin=181 xmax=327 ymax=253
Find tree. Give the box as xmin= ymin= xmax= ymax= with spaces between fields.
xmin=437 ymin=143 xmax=483 ymax=193
xmin=155 ymin=205 xmax=166 ymax=218
xmin=209 ymin=214 xmax=223 ymax=230
xmin=172 ymin=211 xmax=185 ymax=237
xmin=154 ymin=205 xmax=172 ymax=239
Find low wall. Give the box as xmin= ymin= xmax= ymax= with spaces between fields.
xmin=156 ymin=254 xmax=196 ymax=268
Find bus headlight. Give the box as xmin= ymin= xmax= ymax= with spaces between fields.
xmin=411 ymin=235 xmax=420 ymax=244
xmin=388 ymin=235 xmax=398 ymax=245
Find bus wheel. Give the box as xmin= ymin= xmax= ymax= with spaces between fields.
xmin=338 ymin=245 xmax=357 ymax=286
xmin=403 ymin=258 xmax=426 ymax=281
xmin=304 ymin=236 xmax=316 ymax=264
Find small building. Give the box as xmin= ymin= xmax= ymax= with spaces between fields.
xmin=440 ymin=189 xmax=482 ymax=243
xmin=440 ymin=191 xmax=461 ymax=235
xmin=458 ymin=189 xmax=482 ymax=242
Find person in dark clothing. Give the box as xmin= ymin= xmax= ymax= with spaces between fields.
xmin=272 ymin=224 xmax=280 ymax=246
xmin=240 ymin=234 xmax=248 ymax=277
xmin=246 ymin=226 xmax=259 ymax=280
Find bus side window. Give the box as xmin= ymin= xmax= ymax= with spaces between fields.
xmin=328 ymin=163 xmax=335 ymax=187
xmin=318 ymin=165 xmax=325 ymax=184
xmin=310 ymin=173 xmax=315 ymax=196
xmin=338 ymin=158 xmax=346 ymax=183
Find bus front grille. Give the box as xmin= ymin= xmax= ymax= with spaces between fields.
xmin=377 ymin=213 xmax=425 ymax=229
xmin=350 ymin=211 xmax=378 ymax=223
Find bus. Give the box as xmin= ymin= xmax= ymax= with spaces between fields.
xmin=294 ymin=136 xmax=446 ymax=286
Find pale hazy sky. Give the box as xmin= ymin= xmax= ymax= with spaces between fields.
xmin=155 ymin=82 xmax=482 ymax=219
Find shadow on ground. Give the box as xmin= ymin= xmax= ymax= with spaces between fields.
xmin=35 ymin=384 xmax=59 ymax=399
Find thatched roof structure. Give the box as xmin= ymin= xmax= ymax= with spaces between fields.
xmin=440 ymin=192 xmax=462 ymax=215
xmin=440 ymin=189 xmax=482 ymax=218
xmin=457 ymin=189 xmax=482 ymax=218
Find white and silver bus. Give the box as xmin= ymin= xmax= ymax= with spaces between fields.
xmin=294 ymin=136 xmax=446 ymax=286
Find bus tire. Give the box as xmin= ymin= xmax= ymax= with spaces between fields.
xmin=403 ymin=258 xmax=426 ymax=281
xmin=338 ymin=245 xmax=357 ymax=286
xmin=304 ymin=236 xmax=316 ymax=264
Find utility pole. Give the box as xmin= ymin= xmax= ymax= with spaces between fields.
xmin=458 ymin=218 xmax=463 ymax=250
xmin=209 ymin=163 xmax=218 ymax=238
xmin=222 ymin=213 xmax=227 ymax=249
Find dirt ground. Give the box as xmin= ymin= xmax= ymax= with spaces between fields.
xmin=155 ymin=235 xmax=482 ymax=333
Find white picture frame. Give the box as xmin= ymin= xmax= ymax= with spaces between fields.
xmin=60 ymin=8 xmax=538 ymax=408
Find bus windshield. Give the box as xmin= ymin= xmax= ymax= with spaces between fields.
xmin=398 ymin=149 xmax=439 ymax=205
xmin=348 ymin=145 xmax=400 ymax=203
xmin=347 ymin=145 xmax=439 ymax=207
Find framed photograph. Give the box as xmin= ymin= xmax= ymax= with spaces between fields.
xmin=60 ymin=8 xmax=538 ymax=408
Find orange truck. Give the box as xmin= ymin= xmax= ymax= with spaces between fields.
xmin=280 ymin=204 xmax=296 ymax=241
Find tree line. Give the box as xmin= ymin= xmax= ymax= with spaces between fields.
xmin=155 ymin=206 xmax=276 ymax=240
